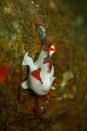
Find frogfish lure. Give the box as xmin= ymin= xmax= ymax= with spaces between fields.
xmin=21 ymin=42 xmax=58 ymax=95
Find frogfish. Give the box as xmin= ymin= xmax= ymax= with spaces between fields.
xmin=21 ymin=41 xmax=57 ymax=95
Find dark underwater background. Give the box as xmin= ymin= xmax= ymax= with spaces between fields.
xmin=0 ymin=0 xmax=87 ymax=130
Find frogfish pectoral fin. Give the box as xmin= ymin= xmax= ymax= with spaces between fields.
xmin=51 ymin=86 xmax=55 ymax=90
xmin=51 ymin=76 xmax=58 ymax=86
xmin=21 ymin=80 xmax=29 ymax=89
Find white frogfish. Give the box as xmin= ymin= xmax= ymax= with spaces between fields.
xmin=22 ymin=42 xmax=57 ymax=95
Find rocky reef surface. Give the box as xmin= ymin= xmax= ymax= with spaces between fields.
xmin=0 ymin=0 xmax=87 ymax=130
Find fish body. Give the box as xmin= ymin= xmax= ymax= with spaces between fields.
xmin=22 ymin=43 xmax=57 ymax=95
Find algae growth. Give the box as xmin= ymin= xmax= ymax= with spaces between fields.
xmin=0 ymin=0 xmax=87 ymax=130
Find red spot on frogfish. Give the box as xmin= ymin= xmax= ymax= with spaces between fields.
xmin=49 ymin=63 xmax=52 ymax=72
xmin=31 ymin=68 xmax=42 ymax=81
xmin=48 ymin=42 xmax=57 ymax=53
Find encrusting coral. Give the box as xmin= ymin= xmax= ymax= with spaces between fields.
xmin=0 ymin=0 xmax=87 ymax=130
